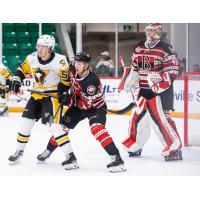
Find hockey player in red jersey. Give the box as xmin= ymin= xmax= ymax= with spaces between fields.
xmin=37 ymin=52 xmax=126 ymax=172
xmin=119 ymin=23 xmax=182 ymax=161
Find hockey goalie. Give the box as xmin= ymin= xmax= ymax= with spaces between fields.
xmin=119 ymin=23 xmax=183 ymax=161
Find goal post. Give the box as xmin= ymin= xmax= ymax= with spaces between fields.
xmin=184 ymin=72 xmax=200 ymax=146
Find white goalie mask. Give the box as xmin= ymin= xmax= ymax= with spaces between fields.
xmin=145 ymin=23 xmax=164 ymax=46
xmin=37 ymin=34 xmax=55 ymax=51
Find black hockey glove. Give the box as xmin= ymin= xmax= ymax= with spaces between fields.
xmin=58 ymin=92 xmax=74 ymax=107
xmin=9 ymin=76 xmax=21 ymax=93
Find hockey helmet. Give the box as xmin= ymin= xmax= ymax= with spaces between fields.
xmin=37 ymin=34 xmax=55 ymax=51
xmin=145 ymin=23 xmax=164 ymax=40
xmin=74 ymin=52 xmax=91 ymax=63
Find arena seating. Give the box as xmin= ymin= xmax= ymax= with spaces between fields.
xmin=2 ymin=23 xmax=61 ymax=73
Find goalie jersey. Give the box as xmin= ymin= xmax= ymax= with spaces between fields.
xmin=132 ymin=40 xmax=179 ymax=89
xmin=131 ymin=40 xmax=180 ymax=110
xmin=16 ymin=52 xmax=70 ymax=100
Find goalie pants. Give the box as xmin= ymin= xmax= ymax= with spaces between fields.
xmin=122 ymin=95 xmax=182 ymax=153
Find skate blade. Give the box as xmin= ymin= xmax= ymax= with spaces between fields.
xmin=63 ymin=163 xmax=79 ymax=170
xmin=9 ymin=160 xmax=20 ymax=165
xmin=165 ymin=156 xmax=183 ymax=162
xmin=36 ymin=160 xmax=47 ymax=164
xmin=108 ymin=165 xmax=126 ymax=173
xmin=165 ymin=158 xmax=183 ymax=161
xmin=36 ymin=157 xmax=50 ymax=163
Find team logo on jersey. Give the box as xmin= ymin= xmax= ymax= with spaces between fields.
xmin=34 ymin=68 xmax=48 ymax=84
xmin=137 ymin=55 xmax=155 ymax=70
xmin=87 ymin=85 xmax=96 ymax=95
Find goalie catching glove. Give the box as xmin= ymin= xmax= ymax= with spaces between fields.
xmin=147 ymin=72 xmax=171 ymax=93
xmin=9 ymin=76 xmax=21 ymax=93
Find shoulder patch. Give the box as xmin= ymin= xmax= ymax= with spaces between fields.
xmin=60 ymin=59 xmax=67 ymax=66
xmin=87 ymin=85 xmax=96 ymax=95
xmin=135 ymin=47 xmax=142 ymax=53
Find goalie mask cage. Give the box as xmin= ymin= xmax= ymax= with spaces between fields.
xmin=184 ymin=72 xmax=200 ymax=146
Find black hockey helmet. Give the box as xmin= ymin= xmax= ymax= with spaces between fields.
xmin=74 ymin=52 xmax=91 ymax=63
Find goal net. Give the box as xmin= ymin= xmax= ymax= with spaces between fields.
xmin=184 ymin=72 xmax=200 ymax=146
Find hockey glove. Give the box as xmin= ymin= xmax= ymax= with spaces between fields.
xmin=58 ymin=92 xmax=74 ymax=107
xmin=9 ymin=76 xmax=21 ymax=93
xmin=147 ymin=72 xmax=171 ymax=93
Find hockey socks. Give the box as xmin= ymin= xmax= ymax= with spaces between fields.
xmin=91 ymin=124 xmax=119 ymax=156
xmin=47 ymin=136 xmax=58 ymax=152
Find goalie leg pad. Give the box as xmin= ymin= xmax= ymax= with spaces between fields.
xmin=146 ymin=96 xmax=181 ymax=155
xmin=166 ymin=114 xmax=182 ymax=149
xmin=122 ymin=97 xmax=150 ymax=152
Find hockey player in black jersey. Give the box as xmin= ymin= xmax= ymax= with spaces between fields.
xmin=37 ymin=52 xmax=126 ymax=172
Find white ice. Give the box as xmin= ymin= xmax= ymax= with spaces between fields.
xmin=0 ymin=113 xmax=200 ymax=176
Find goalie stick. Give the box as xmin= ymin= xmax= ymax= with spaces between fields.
xmin=105 ymin=102 xmax=135 ymax=115
xmin=100 ymin=55 xmax=137 ymax=115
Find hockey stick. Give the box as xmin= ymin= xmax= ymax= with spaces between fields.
xmin=27 ymin=89 xmax=58 ymax=93
xmin=105 ymin=102 xmax=135 ymax=115
xmin=49 ymin=92 xmax=68 ymax=124
xmin=15 ymin=94 xmax=29 ymax=102
xmin=27 ymin=89 xmax=134 ymax=115
xmin=103 ymin=56 xmax=137 ymax=115
xmin=49 ymin=103 xmax=63 ymax=125
xmin=26 ymin=89 xmax=57 ymax=98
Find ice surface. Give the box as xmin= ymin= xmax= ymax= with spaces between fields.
xmin=0 ymin=113 xmax=200 ymax=176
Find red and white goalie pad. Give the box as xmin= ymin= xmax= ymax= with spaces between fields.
xmin=118 ymin=67 xmax=139 ymax=92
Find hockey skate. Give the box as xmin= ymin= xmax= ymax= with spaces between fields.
xmin=62 ymin=152 xmax=79 ymax=170
xmin=128 ymin=149 xmax=142 ymax=157
xmin=164 ymin=149 xmax=183 ymax=161
xmin=37 ymin=149 xmax=53 ymax=162
xmin=8 ymin=150 xmax=24 ymax=164
xmin=161 ymin=139 xmax=181 ymax=157
xmin=0 ymin=106 xmax=8 ymax=117
xmin=107 ymin=153 xmax=126 ymax=173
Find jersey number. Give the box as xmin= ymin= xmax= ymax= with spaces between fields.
xmin=61 ymin=71 xmax=69 ymax=81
